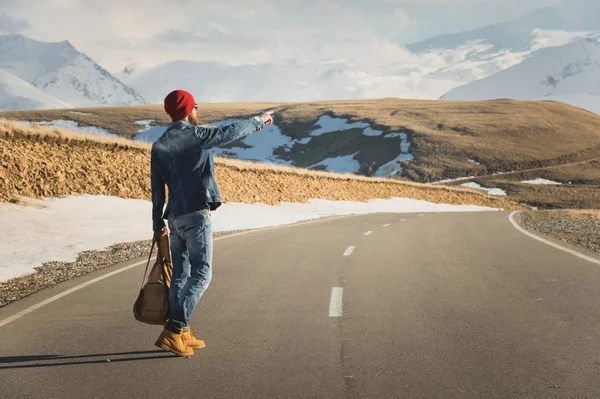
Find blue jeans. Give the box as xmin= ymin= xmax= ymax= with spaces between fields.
xmin=166 ymin=210 xmax=213 ymax=330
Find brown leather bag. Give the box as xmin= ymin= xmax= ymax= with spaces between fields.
xmin=133 ymin=235 xmax=173 ymax=325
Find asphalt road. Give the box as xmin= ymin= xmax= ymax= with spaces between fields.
xmin=2 ymin=212 xmax=600 ymax=399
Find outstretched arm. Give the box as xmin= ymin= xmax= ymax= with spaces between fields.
xmin=193 ymin=111 xmax=274 ymax=149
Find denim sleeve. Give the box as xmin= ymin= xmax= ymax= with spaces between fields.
xmin=150 ymin=148 xmax=167 ymax=232
xmin=192 ymin=117 xmax=265 ymax=149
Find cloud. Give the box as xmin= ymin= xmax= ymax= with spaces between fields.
xmin=394 ymin=9 xmax=412 ymax=28
xmin=378 ymin=0 xmax=495 ymax=2
xmin=0 ymin=14 xmax=30 ymax=34
xmin=0 ymin=0 xmax=556 ymax=72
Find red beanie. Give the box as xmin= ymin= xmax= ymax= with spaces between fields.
xmin=164 ymin=90 xmax=195 ymax=121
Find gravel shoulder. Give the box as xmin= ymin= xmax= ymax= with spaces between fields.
xmin=518 ymin=210 xmax=600 ymax=254
xmin=0 ymin=231 xmax=234 ymax=308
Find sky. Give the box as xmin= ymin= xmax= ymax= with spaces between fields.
xmin=0 ymin=0 xmax=561 ymax=72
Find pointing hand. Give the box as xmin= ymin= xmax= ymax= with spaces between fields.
xmin=260 ymin=111 xmax=274 ymax=126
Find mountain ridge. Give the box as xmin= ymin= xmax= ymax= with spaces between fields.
xmin=441 ymin=38 xmax=600 ymax=114
xmin=0 ymin=34 xmax=146 ymax=109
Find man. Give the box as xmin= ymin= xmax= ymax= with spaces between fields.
xmin=151 ymin=89 xmax=273 ymax=357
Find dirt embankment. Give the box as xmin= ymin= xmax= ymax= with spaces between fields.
xmin=0 ymin=121 xmax=519 ymax=210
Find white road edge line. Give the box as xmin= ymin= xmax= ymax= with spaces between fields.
xmin=343 ymin=246 xmax=356 ymax=257
xmin=364 ymin=231 xmax=373 ymax=236
xmin=508 ymin=211 xmax=600 ymax=267
xmin=0 ymin=215 xmax=351 ymax=329
xmin=329 ymin=287 xmax=343 ymax=317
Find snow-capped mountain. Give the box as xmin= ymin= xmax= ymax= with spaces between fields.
xmin=441 ymin=39 xmax=600 ymax=114
xmin=0 ymin=68 xmax=72 ymax=110
xmin=0 ymin=34 xmax=146 ymax=109
xmin=407 ymin=0 xmax=600 ymax=85
xmin=128 ymin=61 xmax=456 ymax=104
xmin=115 ymin=62 xmax=141 ymax=84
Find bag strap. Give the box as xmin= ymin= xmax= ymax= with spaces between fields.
xmin=140 ymin=237 xmax=156 ymax=290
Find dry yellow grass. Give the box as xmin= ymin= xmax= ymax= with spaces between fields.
xmin=0 ymin=120 xmax=519 ymax=210
xmin=473 ymin=180 xmax=600 ymax=210
xmin=559 ymin=209 xmax=600 ymax=220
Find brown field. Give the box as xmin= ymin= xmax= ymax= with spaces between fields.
xmin=0 ymin=120 xmax=518 ymax=210
xmin=4 ymin=98 xmax=600 ymax=209
xmin=534 ymin=209 xmax=600 ymax=220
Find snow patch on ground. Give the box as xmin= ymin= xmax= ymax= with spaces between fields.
xmin=126 ymin=115 xmax=415 ymax=176
xmin=460 ymin=182 xmax=507 ymax=196
xmin=375 ymin=132 xmax=413 ymax=177
xmin=311 ymin=152 xmax=361 ymax=174
xmin=468 ymin=159 xmax=481 ymax=165
xmin=375 ymin=154 xmax=413 ymax=178
xmin=522 ymin=178 xmax=562 ymax=185
xmin=134 ymin=120 xmax=155 ymax=128
xmin=310 ymin=115 xmax=369 ymax=136
xmin=0 ymin=195 xmax=500 ymax=281
xmin=296 ymin=137 xmax=312 ymax=145
xmin=362 ymin=127 xmax=384 ymax=137
xmin=211 ymin=119 xmax=293 ymax=164
xmin=17 ymin=120 xmax=120 ymax=139
xmin=132 ymin=119 xmax=169 ymax=143
xmin=384 ymin=132 xmax=407 ymax=138
xmin=68 ymin=111 xmax=94 ymax=116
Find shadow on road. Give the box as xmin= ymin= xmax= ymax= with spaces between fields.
xmin=0 ymin=350 xmax=178 ymax=369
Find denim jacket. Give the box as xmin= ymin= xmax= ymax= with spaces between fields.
xmin=151 ymin=117 xmax=265 ymax=232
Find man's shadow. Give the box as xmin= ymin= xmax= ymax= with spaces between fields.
xmin=0 ymin=350 xmax=180 ymax=369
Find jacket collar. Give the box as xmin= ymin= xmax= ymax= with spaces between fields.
xmin=169 ymin=120 xmax=193 ymax=129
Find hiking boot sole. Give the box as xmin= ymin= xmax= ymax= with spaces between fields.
xmin=155 ymin=341 xmax=194 ymax=357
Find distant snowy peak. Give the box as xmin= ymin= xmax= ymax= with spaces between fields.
xmin=33 ymin=52 xmax=146 ymax=107
xmin=0 ymin=69 xmax=72 ymax=111
xmin=407 ymin=0 xmax=600 ymax=85
xmin=441 ymin=39 xmax=600 ymax=114
xmin=0 ymin=34 xmax=146 ymax=108
xmin=115 ymin=62 xmax=143 ymax=84
xmin=408 ymin=0 xmax=600 ymax=55
xmin=0 ymin=34 xmax=79 ymax=83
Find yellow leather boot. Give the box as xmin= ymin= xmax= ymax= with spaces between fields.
xmin=155 ymin=327 xmax=194 ymax=357
xmin=182 ymin=327 xmax=206 ymax=349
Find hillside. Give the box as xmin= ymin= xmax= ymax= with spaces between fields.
xmin=442 ymin=39 xmax=600 ymax=114
xmin=4 ymin=99 xmax=600 ymax=209
xmin=0 ymin=119 xmax=513 ymax=212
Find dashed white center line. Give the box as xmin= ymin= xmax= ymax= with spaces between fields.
xmin=364 ymin=231 xmax=373 ymax=236
xmin=383 ymin=224 xmax=391 ymax=227
xmin=343 ymin=246 xmax=356 ymax=257
xmin=329 ymin=287 xmax=343 ymax=317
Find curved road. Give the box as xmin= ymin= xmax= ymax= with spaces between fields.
xmin=2 ymin=212 xmax=600 ymax=398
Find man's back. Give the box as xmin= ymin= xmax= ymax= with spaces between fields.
xmin=151 ymin=118 xmax=265 ymax=232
